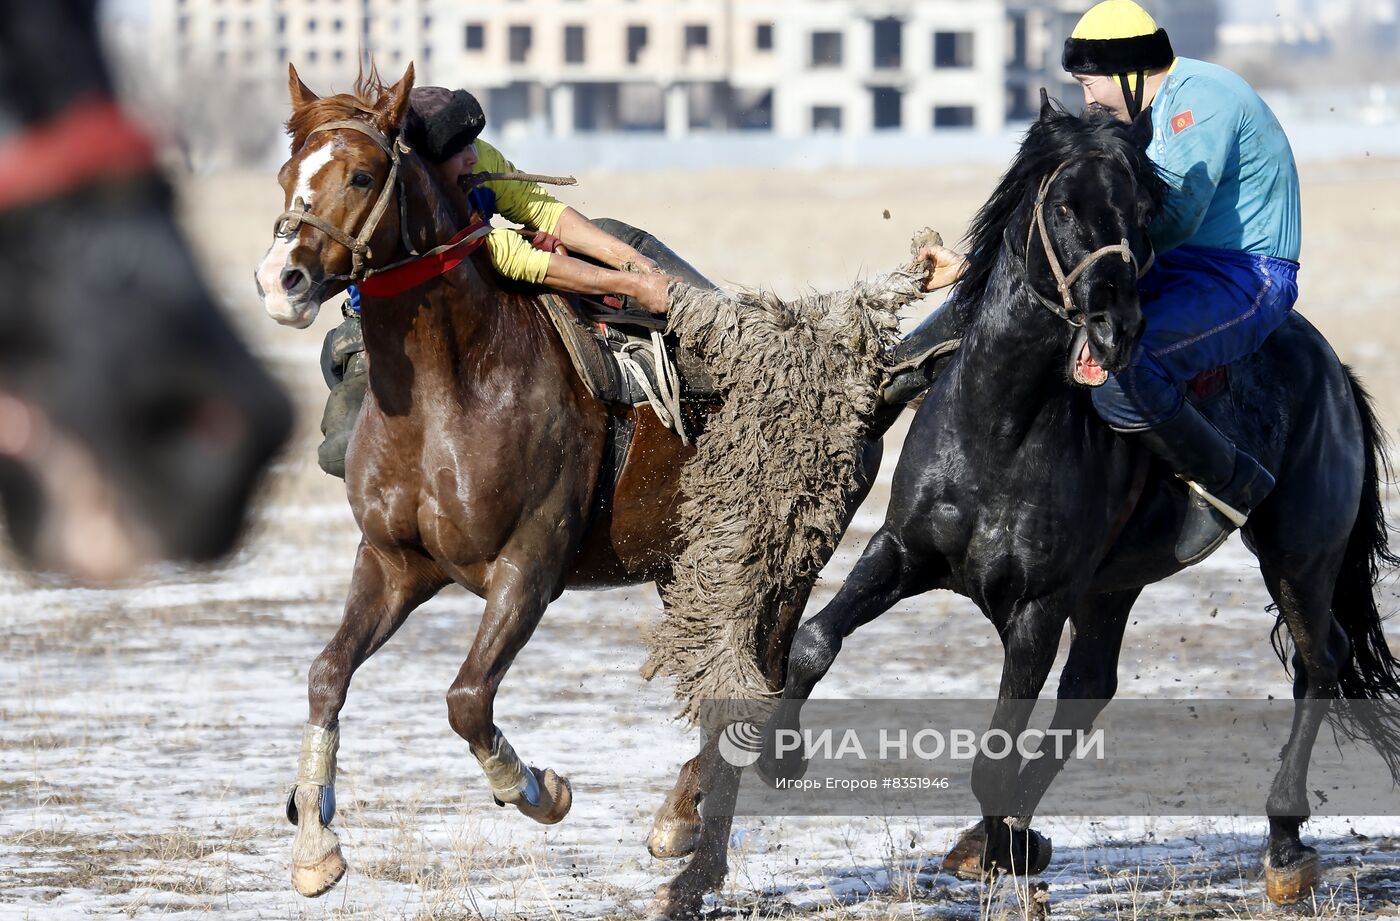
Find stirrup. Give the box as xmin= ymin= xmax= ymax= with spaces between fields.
xmin=1186 ymin=480 xmax=1249 ymax=528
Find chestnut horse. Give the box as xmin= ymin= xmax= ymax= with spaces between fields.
xmin=0 ymin=0 xmax=291 ymax=578
xmin=255 ymin=64 xmax=882 ymax=915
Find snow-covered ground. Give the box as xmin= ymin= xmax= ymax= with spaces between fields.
xmin=2 ymin=463 xmax=1397 ymax=920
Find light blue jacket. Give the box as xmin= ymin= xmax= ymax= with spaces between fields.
xmin=1146 ymin=57 xmax=1301 ymax=262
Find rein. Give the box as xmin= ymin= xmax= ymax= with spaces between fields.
xmin=0 ymin=97 xmax=155 ymax=211
xmin=356 ymin=220 xmax=491 ymax=297
xmin=1024 ymin=158 xmax=1154 ymax=326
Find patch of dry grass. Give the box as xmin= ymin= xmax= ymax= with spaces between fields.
xmin=2 ymin=824 xmax=263 ymax=906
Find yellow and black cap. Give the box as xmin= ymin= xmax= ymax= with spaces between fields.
xmin=1062 ymin=1 xmax=1175 ymax=119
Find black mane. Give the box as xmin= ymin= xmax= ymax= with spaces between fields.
xmin=950 ymin=100 xmax=1166 ymax=311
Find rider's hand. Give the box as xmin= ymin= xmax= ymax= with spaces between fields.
xmin=916 ymin=244 xmax=968 ymax=292
xmin=634 ymin=273 xmax=680 ymax=314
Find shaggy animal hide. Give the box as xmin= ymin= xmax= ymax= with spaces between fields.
xmin=643 ymin=265 xmax=926 ymax=723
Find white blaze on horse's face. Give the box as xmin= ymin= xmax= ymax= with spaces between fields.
xmin=257 ymin=141 xmax=337 ymax=328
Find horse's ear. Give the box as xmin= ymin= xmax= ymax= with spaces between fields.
xmin=288 ymin=63 xmax=318 ymax=110
xmin=375 ymin=63 xmax=416 ymax=135
xmin=1129 ymin=106 xmax=1154 ymax=150
xmin=1039 ymin=87 xmax=1053 ymax=120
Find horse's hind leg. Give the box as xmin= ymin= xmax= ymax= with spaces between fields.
xmin=650 ymin=753 xmax=741 ymax=919
xmin=445 ymin=556 xmax=572 ymax=824
xmin=651 ymin=439 xmax=883 ymax=865
xmin=648 ymin=575 xmax=809 ymax=860
xmin=648 ymin=744 xmax=708 ymax=859
xmin=1254 ymin=549 xmax=1348 ymax=904
xmin=651 ymin=582 xmax=825 ymax=917
xmin=289 ymin=542 xmax=446 ymax=898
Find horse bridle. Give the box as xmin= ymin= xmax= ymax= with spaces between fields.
xmin=1025 ymin=158 xmax=1155 ymax=326
xmin=272 ymin=118 xmax=419 ymax=284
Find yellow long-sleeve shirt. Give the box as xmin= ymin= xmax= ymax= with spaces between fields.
xmin=472 ymin=139 xmax=568 ymax=285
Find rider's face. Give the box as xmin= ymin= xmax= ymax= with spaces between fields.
xmin=439 ymin=141 xmax=479 ymax=182
xmin=1075 ymin=74 xmax=1130 ymax=122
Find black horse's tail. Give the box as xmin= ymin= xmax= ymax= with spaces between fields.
xmin=1321 ymin=369 xmax=1400 ymax=779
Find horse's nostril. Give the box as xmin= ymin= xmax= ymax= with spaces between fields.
xmin=280 ymin=268 xmax=308 ymax=293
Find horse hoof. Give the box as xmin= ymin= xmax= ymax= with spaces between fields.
xmin=941 ymin=822 xmax=1052 ymax=880
xmin=942 ymin=822 xmax=988 ymax=880
xmin=647 ymin=814 xmax=701 ymax=859
xmin=291 ymin=845 xmax=346 ymax=898
xmin=1264 ymin=851 xmax=1319 ymax=905
xmin=514 ymin=767 xmax=572 ymax=825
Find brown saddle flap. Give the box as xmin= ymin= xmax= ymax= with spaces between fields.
xmin=535 ymin=292 xmax=717 ymax=404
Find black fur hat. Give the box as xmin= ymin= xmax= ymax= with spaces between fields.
xmin=1062 ymin=29 xmax=1174 ymax=76
xmin=407 ymin=86 xmax=486 ymax=163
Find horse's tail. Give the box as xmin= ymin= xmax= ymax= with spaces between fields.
xmin=1323 ymin=368 xmax=1400 ymax=779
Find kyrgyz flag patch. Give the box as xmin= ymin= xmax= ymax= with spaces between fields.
xmin=1171 ymin=111 xmax=1195 ymax=134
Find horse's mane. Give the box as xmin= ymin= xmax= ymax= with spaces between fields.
xmin=284 ymin=65 xmax=395 ymax=151
xmin=950 ymin=100 xmax=1166 ymax=311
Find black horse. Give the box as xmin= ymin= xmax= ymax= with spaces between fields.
xmin=759 ymin=98 xmax=1400 ymax=904
xmin=0 ymin=1 xmax=291 ymax=578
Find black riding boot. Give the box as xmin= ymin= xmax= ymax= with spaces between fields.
xmin=881 ymin=301 xmax=969 ymax=405
xmin=588 ymin=217 xmax=717 ymax=291
xmin=1129 ymin=402 xmax=1275 ymax=565
xmin=865 ymin=301 xmax=972 ymax=439
xmin=317 ymin=312 xmax=369 ymax=479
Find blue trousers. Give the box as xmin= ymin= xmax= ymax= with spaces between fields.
xmin=1092 ymin=245 xmax=1299 ymax=431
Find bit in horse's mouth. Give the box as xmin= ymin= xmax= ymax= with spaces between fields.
xmin=1074 ymin=338 xmax=1109 ymax=387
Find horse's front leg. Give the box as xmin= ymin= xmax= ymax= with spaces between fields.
xmin=1014 ymin=589 xmax=1138 ymax=811
xmin=446 ymin=555 xmax=573 ymax=824
xmin=289 ymin=542 xmax=446 ymax=897
xmin=944 ymin=589 xmax=1137 ymax=880
xmin=965 ymin=596 xmax=1071 ymax=880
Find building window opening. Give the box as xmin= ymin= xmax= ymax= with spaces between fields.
xmin=810 ymin=31 xmax=842 ymax=67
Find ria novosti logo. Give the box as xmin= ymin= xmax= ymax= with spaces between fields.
xmin=719 ymin=723 xmax=1106 ymax=767
xmin=717 ymin=720 xmax=765 ymax=767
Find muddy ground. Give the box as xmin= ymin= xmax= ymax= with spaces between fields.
xmin=2 ymin=160 xmax=1399 ymax=919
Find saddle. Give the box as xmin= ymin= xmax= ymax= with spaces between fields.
xmin=534 ymin=291 xmax=718 ymax=443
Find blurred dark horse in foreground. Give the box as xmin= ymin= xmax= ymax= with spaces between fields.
xmin=761 ymin=100 xmax=1400 ymax=906
xmin=0 ymin=1 xmax=291 ymax=578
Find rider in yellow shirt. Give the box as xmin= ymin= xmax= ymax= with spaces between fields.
xmin=316 ymin=87 xmax=700 ymax=478
xmin=410 ymin=87 xmax=674 ymax=306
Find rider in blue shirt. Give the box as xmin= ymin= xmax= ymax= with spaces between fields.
xmin=895 ymin=0 xmax=1300 ymax=565
xmin=1064 ymin=0 xmax=1298 ymax=564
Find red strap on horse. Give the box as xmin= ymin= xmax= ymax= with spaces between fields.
xmin=357 ymin=220 xmax=492 ymax=298
xmin=0 ymin=97 xmax=155 ymax=211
